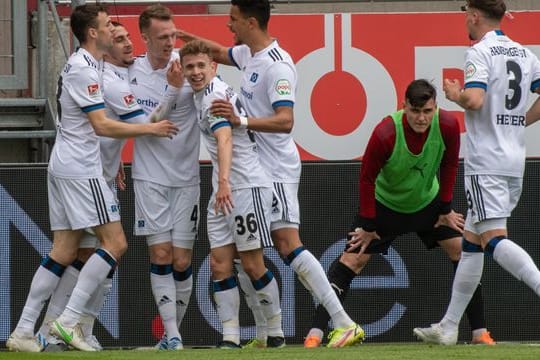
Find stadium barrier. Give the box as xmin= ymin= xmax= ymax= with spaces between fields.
xmin=1 ymin=161 xmax=540 ymax=347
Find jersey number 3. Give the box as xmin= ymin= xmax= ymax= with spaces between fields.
xmin=505 ymin=60 xmax=522 ymax=110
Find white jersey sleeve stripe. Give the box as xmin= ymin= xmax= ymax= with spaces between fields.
xmin=119 ymin=109 xmax=145 ymax=121
xmin=81 ymin=103 xmax=105 ymax=113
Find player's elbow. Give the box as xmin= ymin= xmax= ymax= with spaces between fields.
xmin=93 ymin=125 xmax=108 ymax=137
xmin=463 ymin=98 xmax=483 ymax=111
xmin=281 ymin=117 xmax=294 ymax=133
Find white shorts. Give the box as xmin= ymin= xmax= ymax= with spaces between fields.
xmin=80 ymin=182 xmax=118 ymax=249
xmin=464 ymin=174 xmax=522 ymax=232
xmin=207 ymin=187 xmax=273 ymax=251
xmin=48 ymin=173 xmax=120 ymax=231
xmin=271 ymin=182 xmax=300 ymax=231
xmin=134 ymin=180 xmax=199 ymax=249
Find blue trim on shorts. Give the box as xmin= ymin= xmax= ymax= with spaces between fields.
xmin=252 ymin=270 xmax=274 ymax=290
xmin=284 ymin=246 xmax=305 ymax=265
xmin=150 ymin=263 xmax=173 ymax=275
xmin=484 ymin=235 xmax=506 ymax=256
xmin=213 ymin=276 xmax=237 ymax=292
xmin=461 ymin=238 xmax=483 ymax=253
xmin=173 ymin=266 xmax=193 ymax=281
xmin=40 ymin=256 xmax=66 ymax=277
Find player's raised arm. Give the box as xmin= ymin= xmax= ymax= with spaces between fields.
xmin=176 ymin=29 xmax=232 ymax=66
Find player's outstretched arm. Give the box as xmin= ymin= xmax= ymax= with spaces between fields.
xmin=176 ymin=29 xmax=232 ymax=66
xmin=211 ymin=100 xmax=293 ymax=133
xmin=88 ymin=108 xmax=178 ymax=139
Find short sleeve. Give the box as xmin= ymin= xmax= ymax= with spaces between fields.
xmin=266 ymin=61 xmax=296 ymax=108
xmin=64 ymin=66 xmax=104 ymax=112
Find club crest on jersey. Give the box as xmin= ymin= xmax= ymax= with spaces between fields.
xmin=465 ymin=62 xmax=476 ymax=80
xmin=275 ymin=79 xmax=291 ymax=95
xmin=87 ymin=83 xmax=100 ymax=97
xmin=123 ymin=94 xmax=136 ymax=108
xmin=250 ymin=72 xmax=259 ymax=83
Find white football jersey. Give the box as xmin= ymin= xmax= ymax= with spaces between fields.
xmin=463 ymin=30 xmax=540 ymax=177
xmin=48 ymin=48 xmax=104 ymax=179
xmin=229 ymin=41 xmax=301 ymax=183
xmin=129 ymin=52 xmax=200 ymax=187
xmin=195 ymin=76 xmax=271 ymax=191
xmin=101 ymin=62 xmax=143 ymax=183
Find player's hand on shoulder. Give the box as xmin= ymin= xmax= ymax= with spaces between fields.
xmin=211 ymin=99 xmax=239 ymax=126
xmin=150 ymin=119 xmax=179 ymax=139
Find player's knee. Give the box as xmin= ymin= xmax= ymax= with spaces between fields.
xmin=49 ymin=246 xmax=78 ymax=266
xmin=441 ymin=238 xmax=462 ymax=261
xmin=272 ymin=228 xmax=302 ymax=256
xmin=149 ymin=244 xmax=172 ymax=264
xmin=172 ymin=256 xmax=191 ymax=272
xmin=210 ymin=253 xmax=233 ymax=279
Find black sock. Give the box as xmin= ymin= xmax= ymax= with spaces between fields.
xmin=310 ymin=258 xmax=357 ymax=331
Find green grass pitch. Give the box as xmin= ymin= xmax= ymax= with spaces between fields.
xmin=2 ymin=343 xmax=540 ymax=360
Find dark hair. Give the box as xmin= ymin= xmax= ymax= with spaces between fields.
xmin=231 ymin=0 xmax=270 ymax=31
xmin=405 ymin=79 xmax=437 ymax=108
xmin=139 ymin=4 xmax=173 ymax=33
xmin=180 ymin=40 xmax=212 ymax=60
xmin=70 ymin=3 xmax=108 ymax=44
xmin=464 ymin=0 xmax=506 ymax=21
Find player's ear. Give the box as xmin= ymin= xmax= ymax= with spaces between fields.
xmin=88 ymin=27 xmax=98 ymax=40
xmin=141 ymin=31 xmax=149 ymax=44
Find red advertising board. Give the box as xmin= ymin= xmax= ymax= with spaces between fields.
xmin=118 ymin=11 xmax=540 ymax=161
